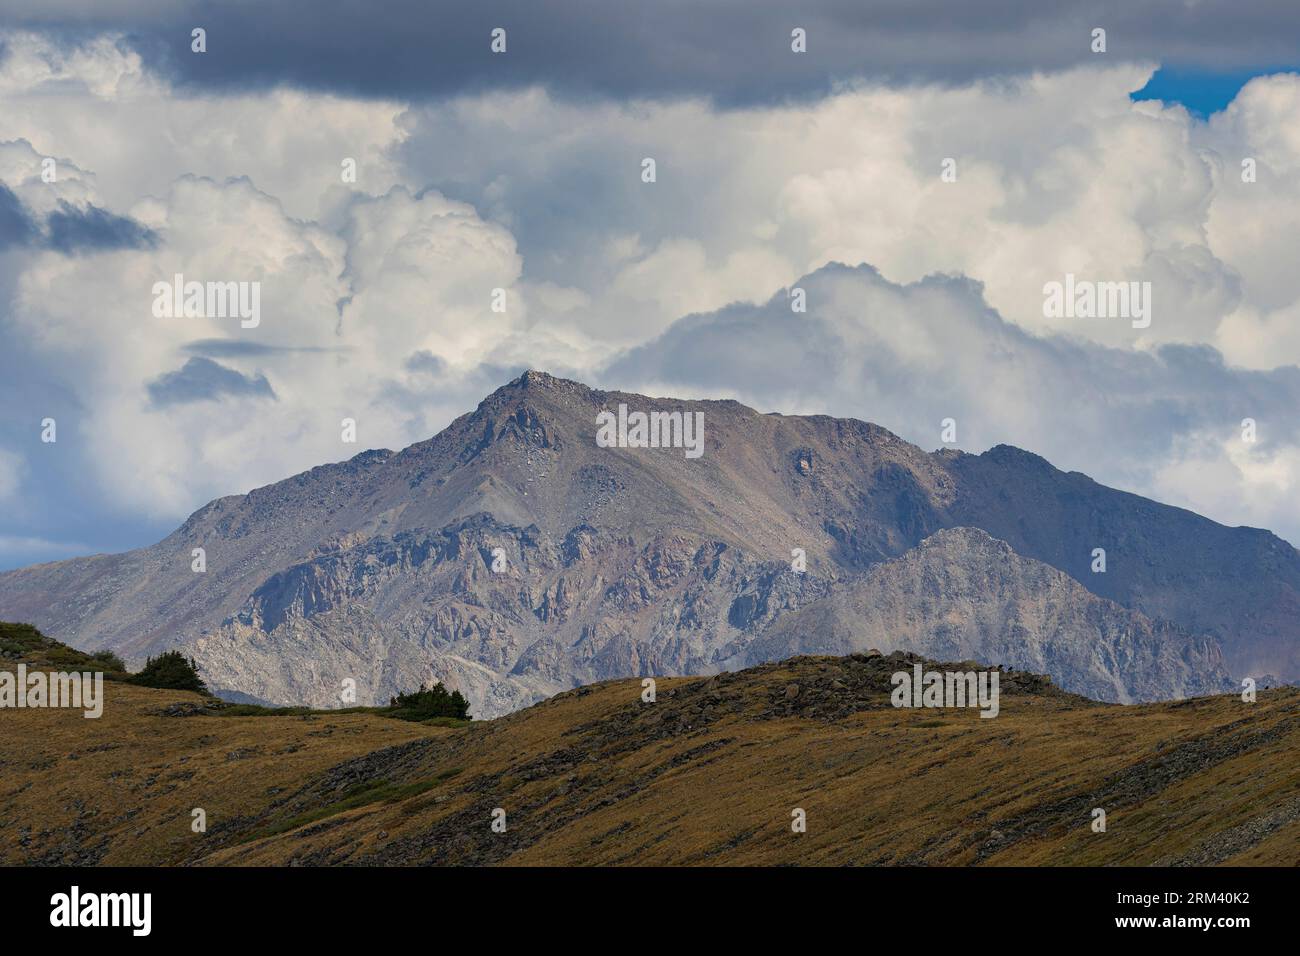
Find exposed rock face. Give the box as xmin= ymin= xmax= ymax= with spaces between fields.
xmin=939 ymin=444 xmax=1300 ymax=683
xmin=189 ymin=515 xmax=837 ymax=716
xmin=0 ymin=371 xmax=1288 ymax=715
xmin=742 ymin=528 xmax=1232 ymax=704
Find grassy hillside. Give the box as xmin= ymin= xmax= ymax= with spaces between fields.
xmin=0 ymin=621 xmax=128 ymax=675
xmin=0 ymin=678 xmax=447 ymax=865
xmin=2 ymin=629 xmax=1296 ymax=866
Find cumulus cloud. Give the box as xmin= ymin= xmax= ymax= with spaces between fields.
xmin=395 ymin=67 xmax=1300 ymax=364
xmin=0 ymin=36 xmax=517 ymax=554
xmin=0 ymin=32 xmax=408 ymax=222
xmin=3 ymin=171 xmax=524 ymax=520
xmin=0 ymin=163 xmax=157 ymax=254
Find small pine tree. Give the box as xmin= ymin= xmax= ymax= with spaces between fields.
xmin=448 ymin=688 xmax=470 ymax=718
xmin=129 ymin=651 xmax=208 ymax=693
xmin=388 ymin=681 xmax=470 ymax=720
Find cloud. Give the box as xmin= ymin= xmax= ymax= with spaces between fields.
xmin=0 ymin=183 xmax=33 ymax=247
xmin=2 ymin=1 xmax=1298 ymax=105
xmin=0 ymin=33 xmax=408 ymax=222
xmin=404 ymin=351 xmax=448 ymax=376
xmin=147 ymin=356 xmax=274 ymax=407
xmin=388 ymin=69 xmax=1259 ymax=363
xmin=0 ymin=138 xmax=154 ymax=253
xmin=388 ymin=68 xmax=1300 ymax=377
xmin=2 ymin=169 xmax=523 ymax=525
xmin=45 ymin=200 xmax=156 ymax=253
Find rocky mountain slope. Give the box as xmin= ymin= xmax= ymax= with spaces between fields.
xmin=741 ymin=528 xmax=1230 ymax=704
xmin=2 ymin=650 xmax=1296 ymax=867
xmin=0 ymin=371 xmax=1291 ymax=715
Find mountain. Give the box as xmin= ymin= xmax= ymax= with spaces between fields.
xmin=0 ymin=370 xmax=1290 ymax=715
xmin=3 ymin=646 xmax=1296 ymax=866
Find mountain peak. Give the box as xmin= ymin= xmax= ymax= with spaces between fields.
xmin=514 ymin=368 xmax=556 ymax=387
xmin=505 ymin=369 xmax=590 ymax=394
xmin=979 ymin=443 xmax=1053 ymax=469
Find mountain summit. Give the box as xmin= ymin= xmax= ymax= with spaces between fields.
xmin=0 ymin=371 xmax=1291 ymax=715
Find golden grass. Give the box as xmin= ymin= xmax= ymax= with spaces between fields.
xmin=3 ymin=661 xmax=1297 ymax=866
xmin=0 ymin=679 xmax=444 ymax=865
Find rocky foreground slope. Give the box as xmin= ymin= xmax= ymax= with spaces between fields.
xmin=1 ymin=650 xmax=1296 ymax=867
xmin=0 ymin=371 xmax=1291 ymax=715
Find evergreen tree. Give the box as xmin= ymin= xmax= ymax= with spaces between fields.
xmin=129 ymin=651 xmax=208 ymax=693
xmin=388 ymin=681 xmax=471 ymax=720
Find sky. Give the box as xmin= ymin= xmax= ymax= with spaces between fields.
xmin=1 ymin=1 xmax=1300 ymax=568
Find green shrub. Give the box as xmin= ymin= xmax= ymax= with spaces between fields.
xmin=0 ymin=621 xmax=45 ymax=656
xmin=0 ymin=621 xmax=128 ymax=675
xmin=128 ymin=650 xmax=208 ymax=693
xmin=89 ymin=649 xmax=128 ymax=672
xmin=388 ymin=682 xmax=471 ymax=721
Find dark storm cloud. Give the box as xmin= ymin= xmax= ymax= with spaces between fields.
xmin=147 ymin=357 xmax=275 ymax=407
xmin=0 ymin=185 xmax=35 ymax=249
xmin=45 ymin=201 xmax=157 ymax=254
xmin=0 ymin=189 xmax=156 ymax=255
xmin=6 ymin=1 xmax=1300 ymax=105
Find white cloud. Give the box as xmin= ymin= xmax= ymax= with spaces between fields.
xmin=6 ymin=174 xmax=521 ymax=517
xmin=0 ymin=32 xmax=143 ymax=100
xmin=393 ymin=66 xmax=1300 ymax=361
xmin=0 ymin=31 xmax=408 ymax=222
xmin=1153 ymin=432 xmax=1300 ymax=534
